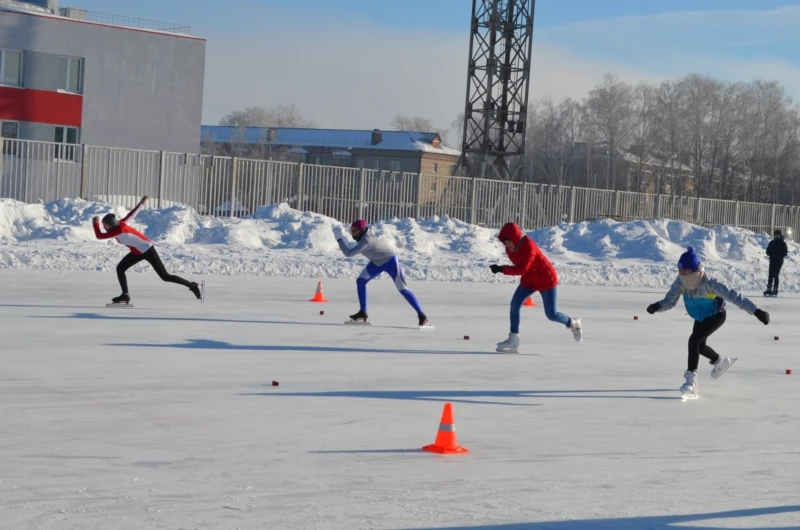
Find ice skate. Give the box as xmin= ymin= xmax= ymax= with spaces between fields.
xmin=106 ymin=293 xmax=133 ymax=308
xmin=680 ymin=370 xmax=698 ymax=400
xmin=496 ymin=332 xmax=520 ymax=354
xmin=418 ymin=313 xmax=435 ymax=330
xmin=711 ymin=356 xmax=737 ymax=379
xmin=569 ymin=317 xmax=583 ymax=343
xmin=189 ymin=281 xmax=202 ymax=300
xmin=345 ymin=310 xmax=371 ymax=325
xmin=763 ymin=288 xmax=772 ymax=297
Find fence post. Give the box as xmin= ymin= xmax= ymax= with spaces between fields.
xmin=157 ymin=150 xmax=165 ymax=209
xmin=296 ymin=162 xmax=305 ymax=212
xmin=415 ymin=172 xmax=422 ymax=218
xmin=358 ymin=167 xmax=366 ymax=220
xmin=695 ymin=197 xmax=703 ymax=224
xmin=469 ymin=178 xmax=477 ymax=225
xmin=0 ymin=137 xmax=5 ymax=197
xmin=79 ymin=144 xmax=88 ymax=200
xmin=519 ymin=183 xmax=528 ymax=229
xmin=734 ymin=201 xmax=740 ymax=227
xmin=653 ymin=193 xmax=660 ymax=219
xmin=230 ymin=157 xmax=238 ymax=218
xmin=568 ymin=186 xmax=576 ymax=224
xmin=613 ymin=190 xmax=620 ymax=219
xmin=771 ymin=203 xmax=777 ymax=232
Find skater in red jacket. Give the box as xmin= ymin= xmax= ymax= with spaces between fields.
xmin=490 ymin=222 xmax=582 ymax=353
xmin=92 ymin=195 xmax=201 ymax=305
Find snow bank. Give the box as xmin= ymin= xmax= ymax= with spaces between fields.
xmin=0 ymin=198 xmax=797 ymax=292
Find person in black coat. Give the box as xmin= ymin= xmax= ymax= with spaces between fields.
xmin=765 ymin=229 xmax=789 ymax=296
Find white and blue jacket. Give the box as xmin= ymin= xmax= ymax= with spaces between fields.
xmin=657 ymin=274 xmax=758 ymax=322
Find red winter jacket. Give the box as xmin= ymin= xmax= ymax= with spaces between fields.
xmin=498 ymin=222 xmax=558 ymax=291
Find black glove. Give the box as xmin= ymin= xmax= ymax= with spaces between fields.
xmin=754 ymin=309 xmax=770 ymax=325
xmin=490 ymin=264 xmax=504 ymax=274
xmin=646 ymin=303 xmax=661 ymax=315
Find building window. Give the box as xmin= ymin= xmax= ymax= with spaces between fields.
xmin=432 ymin=162 xmax=439 ymax=173
xmin=373 ymin=160 xmax=381 ymax=170
xmin=356 ymin=159 xmax=364 ymax=168
xmin=58 ymin=57 xmax=83 ymax=93
xmin=390 ymin=160 xmax=401 ymax=171
xmin=1 ymin=121 xmax=19 ymax=139
xmin=0 ymin=49 xmax=22 ymax=87
xmin=1 ymin=121 xmax=19 ymax=155
xmin=55 ymin=126 xmax=79 ymax=160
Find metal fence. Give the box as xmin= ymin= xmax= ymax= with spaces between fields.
xmin=2 ymin=137 xmax=799 ymax=237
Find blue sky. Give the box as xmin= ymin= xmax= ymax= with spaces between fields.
xmin=70 ymin=1 xmax=800 ymax=134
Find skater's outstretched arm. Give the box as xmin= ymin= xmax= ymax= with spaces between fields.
xmin=121 ymin=195 xmax=148 ymax=223
xmin=91 ymin=217 xmax=121 ymax=240
xmin=705 ymin=278 xmax=758 ymax=315
xmin=649 ymin=278 xmax=683 ymax=313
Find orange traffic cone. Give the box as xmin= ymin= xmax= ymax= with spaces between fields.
xmin=422 ymin=402 xmax=468 ymax=454
xmin=523 ymin=296 xmax=537 ymax=307
xmin=309 ymin=281 xmax=328 ymax=303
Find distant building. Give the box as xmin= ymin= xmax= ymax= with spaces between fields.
xmin=0 ymin=0 xmax=206 ymax=153
xmin=201 ymin=126 xmax=462 ymax=175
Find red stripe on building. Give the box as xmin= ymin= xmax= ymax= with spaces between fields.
xmin=0 ymin=87 xmax=83 ymax=127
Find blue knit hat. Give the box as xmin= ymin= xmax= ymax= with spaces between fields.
xmin=678 ymin=246 xmax=700 ymax=271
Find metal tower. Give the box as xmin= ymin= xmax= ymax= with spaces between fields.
xmin=458 ymin=0 xmax=535 ymax=181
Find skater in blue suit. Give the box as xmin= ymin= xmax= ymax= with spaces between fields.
xmin=646 ymin=246 xmax=770 ymax=399
xmin=333 ymin=219 xmax=428 ymax=327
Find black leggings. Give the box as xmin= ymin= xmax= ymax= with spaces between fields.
xmin=688 ymin=311 xmax=726 ymax=371
xmin=117 ymin=247 xmax=192 ymax=294
xmin=768 ymin=261 xmax=783 ymax=290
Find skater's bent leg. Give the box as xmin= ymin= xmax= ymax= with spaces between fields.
xmin=116 ymin=252 xmax=144 ymax=294
xmin=356 ymin=263 xmax=382 ymax=312
xmin=688 ymin=313 xmax=725 ymax=370
xmin=539 ymin=287 xmax=572 ymax=327
xmin=510 ymin=285 xmax=535 ymax=334
xmin=386 ymin=257 xmax=424 ymax=314
xmin=143 ymin=248 xmax=192 ymax=288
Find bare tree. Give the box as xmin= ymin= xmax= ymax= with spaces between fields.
xmin=391 ymin=114 xmax=437 ymax=133
xmin=219 ymin=105 xmax=314 ymax=128
xmin=584 ymin=74 xmax=636 ymax=189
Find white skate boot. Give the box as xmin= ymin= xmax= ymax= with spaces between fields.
xmin=680 ymin=370 xmax=698 ymax=400
xmin=496 ymin=332 xmax=520 ymax=354
xmin=568 ymin=317 xmax=583 ymax=343
xmin=711 ymin=356 xmax=737 ymax=380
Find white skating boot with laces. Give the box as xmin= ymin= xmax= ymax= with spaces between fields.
xmin=496 ymin=332 xmax=520 ymax=354
xmin=680 ymin=370 xmax=698 ymax=400
xmin=711 ymin=356 xmax=737 ymax=379
xmin=568 ymin=317 xmax=583 ymax=343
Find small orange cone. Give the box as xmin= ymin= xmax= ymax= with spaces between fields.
xmin=422 ymin=403 xmax=468 ymax=454
xmin=523 ymin=296 xmax=536 ymax=307
xmin=309 ymin=281 xmax=328 ymax=303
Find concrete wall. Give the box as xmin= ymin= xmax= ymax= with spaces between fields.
xmin=0 ymin=9 xmax=205 ymax=153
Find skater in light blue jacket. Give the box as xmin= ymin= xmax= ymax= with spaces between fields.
xmin=646 ymin=246 xmax=770 ymax=399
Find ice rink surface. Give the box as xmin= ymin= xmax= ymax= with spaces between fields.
xmin=1 ymin=270 xmax=799 ymax=529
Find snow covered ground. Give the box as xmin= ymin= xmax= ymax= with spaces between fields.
xmin=1 ymin=198 xmax=799 ymax=293
xmin=1 ymin=271 xmax=799 ymax=529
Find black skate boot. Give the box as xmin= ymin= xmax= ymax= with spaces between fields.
xmin=189 ymin=282 xmax=202 ymax=300
xmin=418 ymin=312 xmax=429 ymax=327
xmin=348 ymin=310 xmax=368 ymax=323
xmin=111 ymin=293 xmax=130 ymax=304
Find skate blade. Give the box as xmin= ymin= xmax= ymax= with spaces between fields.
xmin=680 ymin=393 xmax=699 ymax=401
xmin=711 ymin=357 xmax=737 ymax=380
xmin=105 ymin=303 xmax=134 ymax=308
xmin=344 ymin=320 xmax=371 ymax=326
xmin=496 ymin=347 xmax=519 ymax=354
xmin=419 ymin=324 xmax=436 ymax=331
